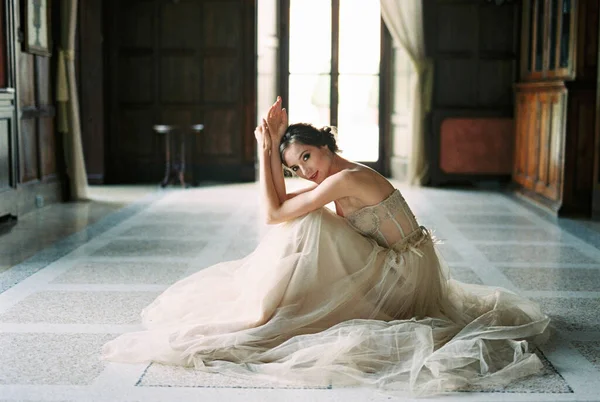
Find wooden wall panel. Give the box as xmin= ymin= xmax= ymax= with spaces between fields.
xmin=0 ymin=3 xmax=6 ymax=88
xmin=478 ymin=60 xmax=515 ymax=107
xmin=435 ymin=3 xmax=477 ymax=52
xmin=105 ymin=0 xmax=256 ymax=183
xmin=19 ymin=118 xmax=38 ymax=183
xmin=35 ymin=56 xmax=51 ymax=105
xmin=79 ymin=0 xmax=105 ymax=183
xmin=204 ymin=1 xmax=241 ymax=48
xmin=576 ymin=0 xmax=599 ymax=80
xmin=19 ymin=53 xmax=34 ymax=107
xmin=39 ymin=116 xmax=56 ymax=179
xmin=203 ymin=109 xmax=238 ymax=156
xmin=160 ymin=56 xmax=200 ymax=103
xmin=435 ymin=60 xmax=477 ymax=106
xmin=161 ymin=1 xmax=202 ymax=48
xmin=121 ymin=2 xmax=154 ymax=48
xmin=119 ymin=56 xmax=154 ymax=103
xmin=425 ymin=0 xmax=520 ymax=185
xmin=563 ymin=90 xmax=596 ymax=214
xmin=203 ymin=58 xmax=240 ymax=102
xmin=0 ymin=119 xmax=10 ymax=189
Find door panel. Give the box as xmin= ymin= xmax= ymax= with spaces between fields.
xmin=106 ymin=0 xmax=256 ymax=183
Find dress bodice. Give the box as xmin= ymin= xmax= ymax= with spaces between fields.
xmin=345 ymin=189 xmax=421 ymax=249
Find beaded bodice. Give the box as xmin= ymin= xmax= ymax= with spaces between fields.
xmin=345 ymin=189 xmax=421 ymax=249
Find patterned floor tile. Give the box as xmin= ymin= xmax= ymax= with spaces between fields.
xmin=459 ymin=227 xmax=567 ymax=243
xmin=447 ymin=214 xmax=535 ymax=226
xmin=137 ymin=363 xmax=330 ymax=389
xmin=500 ymin=267 xmax=600 ymax=291
xmin=571 ymin=341 xmax=600 ymax=371
xmin=92 ymin=239 xmax=207 ymax=258
xmin=0 ymin=333 xmax=113 ymax=385
xmin=533 ymin=297 xmax=600 ymax=332
xmin=477 ymin=244 xmax=598 ymax=264
xmin=117 ymin=223 xmax=221 ymax=238
xmin=448 ymin=266 xmax=483 ymax=285
xmin=52 ymin=261 xmax=190 ymax=285
xmin=0 ymin=291 xmax=158 ymax=324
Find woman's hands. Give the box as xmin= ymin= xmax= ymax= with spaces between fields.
xmin=265 ymin=96 xmax=288 ymax=142
xmin=254 ymin=118 xmax=272 ymax=156
xmin=256 ymin=96 xmax=288 ymax=156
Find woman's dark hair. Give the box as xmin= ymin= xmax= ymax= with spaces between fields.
xmin=279 ymin=123 xmax=339 ymax=166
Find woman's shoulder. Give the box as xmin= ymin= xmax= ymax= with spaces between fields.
xmin=332 ymin=166 xmax=395 ymax=204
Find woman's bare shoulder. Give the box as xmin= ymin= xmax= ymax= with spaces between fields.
xmin=338 ymin=165 xmax=395 ymax=204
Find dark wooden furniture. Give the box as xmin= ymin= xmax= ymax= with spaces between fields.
xmin=513 ymin=0 xmax=599 ymax=215
xmin=0 ymin=0 xmax=62 ymax=218
xmin=423 ymin=0 xmax=520 ymax=185
xmin=154 ymin=124 xmax=204 ymax=188
xmin=102 ymin=0 xmax=256 ymax=184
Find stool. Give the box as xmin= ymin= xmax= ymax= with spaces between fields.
xmin=154 ymin=124 xmax=205 ymax=188
xmin=154 ymin=124 xmax=186 ymax=188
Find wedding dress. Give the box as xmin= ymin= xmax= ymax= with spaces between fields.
xmin=102 ymin=189 xmax=550 ymax=395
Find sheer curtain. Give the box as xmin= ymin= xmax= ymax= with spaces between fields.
xmin=380 ymin=0 xmax=431 ymax=185
xmin=57 ymin=0 xmax=89 ymax=200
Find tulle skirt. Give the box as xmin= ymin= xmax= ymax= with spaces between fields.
xmin=102 ymin=208 xmax=550 ymax=395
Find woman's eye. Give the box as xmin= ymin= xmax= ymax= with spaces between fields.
xmin=303 ymin=153 xmax=310 ymax=161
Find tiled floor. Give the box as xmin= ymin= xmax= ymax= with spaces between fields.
xmin=0 ymin=181 xmax=599 ymax=401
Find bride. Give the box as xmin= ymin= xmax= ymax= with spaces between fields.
xmin=103 ymin=97 xmax=550 ymax=395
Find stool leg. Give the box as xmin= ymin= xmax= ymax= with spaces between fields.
xmin=160 ymin=133 xmax=171 ymax=187
xmin=179 ymin=134 xmax=186 ymax=188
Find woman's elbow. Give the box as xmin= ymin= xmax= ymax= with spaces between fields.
xmin=265 ymin=212 xmax=280 ymax=225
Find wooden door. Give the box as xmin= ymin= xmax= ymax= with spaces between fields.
xmin=0 ymin=0 xmax=18 ymax=218
xmin=105 ymin=0 xmax=256 ymax=183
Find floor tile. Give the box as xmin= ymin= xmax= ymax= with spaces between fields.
xmin=0 ymin=333 xmax=113 ymax=385
xmin=52 ymin=261 xmax=190 ymax=285
xmin=0 ymin=291 xmax=159 ymax=324
xmin=458 ymin=227 xmax=566 ymax=243
xmin=446 ymin=214 xmax=536 ymax=226
xmin=533 ymin=297 xmax=600 ymax=332
xmin=117 ymin=223 xmax=221 ymax=238
xmin=477 ymin=244 xmax=598 ymax=264
xmin=571 ymin=341 xmax=600 ymax=371
xmin=91 ymin=239 xmax=207 ymax=258
xmin=137 ymin=363 xmax=330 ymax=389
xmin=448 ymin=266 xmax=483 ymax=284
xmin=500 ymin=267 xmax=600 ymax=291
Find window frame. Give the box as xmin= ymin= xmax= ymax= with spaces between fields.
xmin=278 ymin=0 xmax=392 ymax=175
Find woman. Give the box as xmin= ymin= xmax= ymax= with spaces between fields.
xmin=103 ymin=97 xmax=550 ymax=395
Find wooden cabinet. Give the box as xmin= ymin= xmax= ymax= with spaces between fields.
xmin=521 ymin=0 xmax=577 ymax=81
xmin=514 ymin=0 xmax=599 ymax=215
xmin=514 ymin=83 xmax=567 ymax=211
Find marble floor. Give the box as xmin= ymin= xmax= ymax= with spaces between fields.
xmin=0 ymin=181 xmax=599 ymax=401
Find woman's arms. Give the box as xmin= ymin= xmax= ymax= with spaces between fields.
xmin=264 ymin=97 xmax=288 ymax=204
xmin=255 ymin=121 xmax=354 ymax=224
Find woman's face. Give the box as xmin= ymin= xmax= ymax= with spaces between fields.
xmin=282 ymin=142 xmax=332 ymax=184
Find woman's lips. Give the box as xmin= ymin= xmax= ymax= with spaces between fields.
xmin=309 ymin=171 xmax=318 ymax=181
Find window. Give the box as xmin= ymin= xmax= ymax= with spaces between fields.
xmin=281 ymin=0 xmax=389 ymax=168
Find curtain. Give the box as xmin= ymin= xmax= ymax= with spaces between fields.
xmin=57 ymin=0 xmax=88 ymax=200
xmin=380 ymin=0 xmax=431 ymax=185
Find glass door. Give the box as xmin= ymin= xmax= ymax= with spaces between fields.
xmin=287 ymin=0 xmax=382 ymax=163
